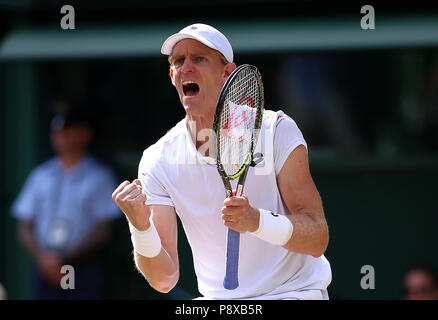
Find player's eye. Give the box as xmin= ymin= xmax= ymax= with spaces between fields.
xmin=173 ymin=58 xmax=184 ymax=67
xmin=196 ymin=56 xmax=206 ymax=63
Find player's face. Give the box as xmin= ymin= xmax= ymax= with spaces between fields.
xmin=170 ymin=39 xmax=235 ymax=118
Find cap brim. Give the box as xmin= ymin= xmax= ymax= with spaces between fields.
xmin=161 ymin=33 xmax=217 ymax=56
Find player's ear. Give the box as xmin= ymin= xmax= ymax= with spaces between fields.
xmin=223 ymin=62 xmax=236 ymax=80
xmin=169 ymin=66 xmax=176 ymax=86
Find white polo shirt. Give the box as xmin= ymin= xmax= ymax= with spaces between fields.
xmin=138 ymin=109 xmax=331 ymax=299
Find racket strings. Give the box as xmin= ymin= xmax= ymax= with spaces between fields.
xmin=219 ymin=68 xmax=261 ymax=177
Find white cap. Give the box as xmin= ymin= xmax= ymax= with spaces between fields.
xmin=161 ymin=23 xmax=233 ymax=63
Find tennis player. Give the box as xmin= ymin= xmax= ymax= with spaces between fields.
xmin=112 ymin=23 xmax=331 ymax=299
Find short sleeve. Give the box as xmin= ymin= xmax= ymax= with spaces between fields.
xmin=11 ymin=169 xmax=40 ymax=221
xmin=274 ymin=114 xmax=307 ymax=176
xmin=89 ymin=168 xmax=121 ymax=221
xmin=138 ymin=151 xmax=174 ymax=207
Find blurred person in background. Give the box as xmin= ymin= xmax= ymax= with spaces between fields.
xmin=11 ymin=99 xmax=121 ymax=299
xmin=403 ymin=265 xmax=438 ymax=300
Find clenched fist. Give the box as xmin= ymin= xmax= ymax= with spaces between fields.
xmin=112 ymin=179 xmax=151 ymax=231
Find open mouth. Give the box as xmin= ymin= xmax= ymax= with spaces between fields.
xmin=182 ymin=80 xmax=200 ymax=97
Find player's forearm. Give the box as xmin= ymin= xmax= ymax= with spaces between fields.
xmin=283 ymin=210 xmax=329 ymax=258
xmin=134 ymin=249 xmax=179 ymax=293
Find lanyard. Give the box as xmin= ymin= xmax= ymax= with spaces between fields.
xmin=44 ymin=162 xmax=71 ymax=251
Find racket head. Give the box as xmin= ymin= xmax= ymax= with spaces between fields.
xmin=213 ymin=64 xmax=264 ymax=181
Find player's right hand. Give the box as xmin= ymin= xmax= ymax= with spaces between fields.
xmin=112 ymin=179 xmax=151 ymax=231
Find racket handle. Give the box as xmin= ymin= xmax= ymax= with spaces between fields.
xmin=223 ymin=181 xmax=244 ymax=290
xmin=223 ymin=228 xmax=240 ymax=290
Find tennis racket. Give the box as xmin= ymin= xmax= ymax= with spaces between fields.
xmin=213 ymin=64 xmax=264 ymax=290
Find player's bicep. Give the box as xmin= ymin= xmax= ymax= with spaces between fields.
xmin=149 ymin=205 xmax=179 ymax=264
xmin=276 ymin=145 xmax=323 ymax=217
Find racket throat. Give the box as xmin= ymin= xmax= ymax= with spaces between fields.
xmin=236 ymin=184 xmax=244 ymax=197
xmin=235 ymin=165 xmax=250 ymax=196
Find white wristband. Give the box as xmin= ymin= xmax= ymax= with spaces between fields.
xmin=129 ymin=218 xmax=162 ymax=258
xmin=251 ymin=209 xmax=293 ymax=246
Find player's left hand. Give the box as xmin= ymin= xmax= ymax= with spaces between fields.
xmin=221 ymin=193 xmax=260 ymax=233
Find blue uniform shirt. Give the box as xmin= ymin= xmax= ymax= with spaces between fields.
xmin=11 ymin=155 xmax=121 ymax=253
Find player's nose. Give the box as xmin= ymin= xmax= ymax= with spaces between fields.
xmin=180 ymin=58 xmax=195 ymax=73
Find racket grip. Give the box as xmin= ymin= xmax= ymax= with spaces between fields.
xmin=223 ymin=228 xmax=240 ymax=290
